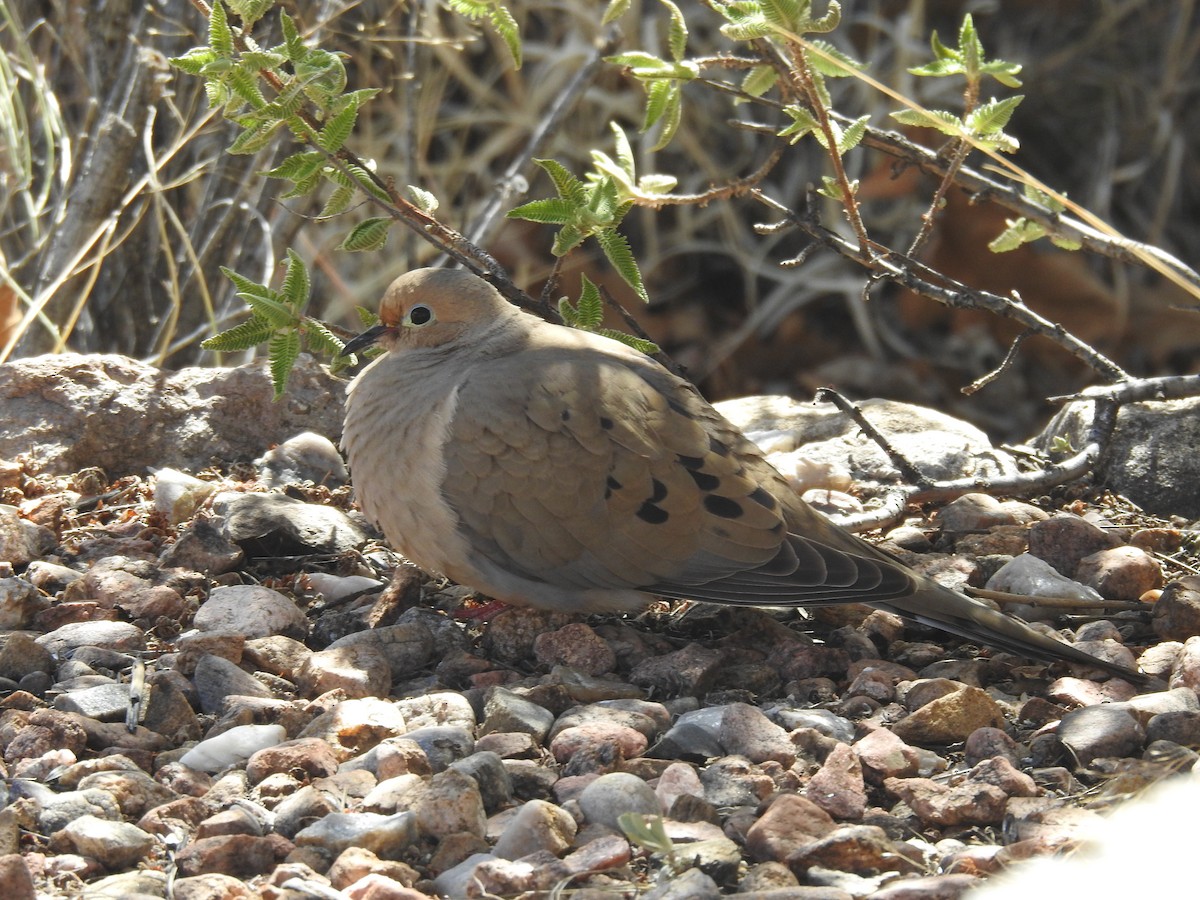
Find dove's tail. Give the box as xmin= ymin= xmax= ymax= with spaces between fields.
xmin=881 ymin=578 xmax=1147 ymax=684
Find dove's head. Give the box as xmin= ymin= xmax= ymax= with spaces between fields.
xmin=342 ymin=268 xmax=517 ymax=356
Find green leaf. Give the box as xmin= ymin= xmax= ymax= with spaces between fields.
xmin=596 ymin=229 xmax=648 ymax=302
xmin=280 ymin=249 xmax=310 ymax=308
xmin=600 ymin=0 xmax=628 ymax=23
xmin=220 ymin=266 xmax=272 ymax=299
xmin=268 ymin=329 xmax=301 ymax=397
xmin=575 ymin=275 xmax=604 ymax=327
xmin=406 ymin=184 xmax=439 ymax=214
xmin=228 ymin=0 xmax=273 ymax=30
xmin=551 ymin=223 xmax=585 ymax=256
xmin=837 ymin=114 xmax=869 ymax=155
xmin=980 ymin=61 xmax=1023 ymax=89
xmin=532 ymin=158 xmax=587 ymax=205
xmin=506 ymin=197 xmax=577 ymax=225
xmin=650 ymin=86 xmax=682 ymax=151
xmin=643 ymin=78 xmax=675 ymax=132
xmin=809 ymin=0 xmax=842 ymax=33
xmin=226 ymin=66 xmax=266 ymax=108
xmin=807 ymin=40 xmax=862 ymax=78
xmin=662 ymin=0 xmax=688 ymax=62
xmin=596 ymin=328 xmax=659 ymax=355
xmin=227 ymin=119 xmax=283 ymax=154
xmin=318 ymin=99 xmax=359 ymax=153
xmin=301 ymin=316 xmax=345 ymax=358
xmin=265 ymin=151 xmax=325 ymax=183
xmin=988 ymin=217 xmax=1044 ymax=252
xmin=201 ymin=316 xmax=275 ymax=352
xmin=280 ymin=10 xmax=305 ymax=60
xmin=741 ymin=64 xmax=778 ymax=98
xmin=242 ymin=291 xmax=295 ymax=328
xmin=339 ymin=217 xmax=392 ymax=251
xmin=890 ymin=107 xmax=963 ymax=136
xmin=356 ymin=306 xmax=381 ymax=328
xmin=779 ymin=104 xmax=820 ymax=144
xmin=602 ymin=0 xmax=631 ymax=24
xmin=319 ymin=183 xmax=355 ymax=218
xmin=488 ymin=4 xmax=523 ymax=69
xmin=966 ymin=95 xmax=1023 ymax=136
xmin=959 ymin=14 xmax=982 ymax=77
xmin=169 ymin=48 xmax=218 ymax=75
xmin=637 ymin=173 xmax=678 ymax=195
xmin=618 ymin=814 xmax=675 ymax=856
xmin=606 ymin=51 xmax=669 ymax=70
xmin=610 ymin=123 xmax=636 ymax=181
xmin=208 ymin=0 xmax=234 ymax=58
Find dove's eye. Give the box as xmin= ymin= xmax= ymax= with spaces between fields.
xmin=407 ymin=305 xmax=434 ymax=326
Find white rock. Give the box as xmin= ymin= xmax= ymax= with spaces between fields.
xmin=180 ymin=723 xmax=286 ymax=772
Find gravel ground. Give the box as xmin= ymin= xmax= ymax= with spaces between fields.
xmin=1 ymin=445 xmax=1198 ymax=900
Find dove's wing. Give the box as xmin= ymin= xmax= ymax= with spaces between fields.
xmin=441 ymin=336 xmax=916 ymax=607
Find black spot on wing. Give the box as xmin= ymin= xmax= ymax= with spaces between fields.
xmin=687 ymin=468 xmax=720 ymax=491
xmin=637 ymin=501 xmax=670 ymax=524
xmin=748 ymin=486 xmax=777 ymax=509
xmin=704 ymin=495 xmax=743 ymax=519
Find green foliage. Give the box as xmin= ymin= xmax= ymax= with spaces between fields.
xmin=990 ymin=186 xmax=1082 ymax=252
xmin=201 ymin=250 xmax=352 ymax=396
xmin=604 ymin=0 xmax=696 ymax=150
xmin=558 ymin=276 xmax=660 ymax=355
xmin=445 ymin=0 xmax=523 ymax=69
xmin=618 ymin=813 xmax=680 ymax=876
xmin=507 ymin=126 xmax=663 ymax=303
xmin=892 ymin=13 xmax=1024 ymax=153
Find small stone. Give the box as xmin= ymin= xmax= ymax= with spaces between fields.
xmin=1075 ymin=546 xmax=1163 ymax=600
xmin=297 ymin=641 xmax=391 ymax=699
xmin=891 ymin=685 xmax=1006 ymax=745
xmin=492 ymin=799 xmax=577 ymax=859
xmin=51 ymin=814 xmax=155 ymax=870
xmin=1027 ymin=515 xmax=1123 ymax=578
xmin=805 ymin=742 xmax=866 ymax=820
xmin=480 ymin=687 xmax=555 ymax=741
xmin=193 ymin=584 xmax=308 ymax=640
xmin=744 ymin=794 xmax=837 ymax=862
xmin=294 ymin=811 xmax=419 ymax=860
xmin=1153 ymin=576 xmax=1200 ymax=641
xmin=884 ymin=777 xmax=1008 ymax=827
xmin=533 ymin=622 xmax=617 ymax=675
xmin=1055 ymin=705 xmax=1145 ymax=766
xmin=853 ymin=727 xmax=922 ymax=781
xmin=577 ymin=772 xmax=661 ymax=831
xmin=718 ymin=702 xmax=796 ymax=766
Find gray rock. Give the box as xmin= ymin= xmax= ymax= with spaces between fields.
xmin=449 ymin=751 xmax=513 ymax=814
xmin=192 ymin=654 xmax=272 ymax=714
xmin=1037 ymin=397 xmax=1200 ymax=518
xmin=577 ymin=771 xmax=661 ymax=831
xmin=294 ymin=810 xmax=418 ymax=859
xmin=0 ymin=353 xmax=344 ymax=477
xmin=716 ymin=395 xmax=1017 ymax=486
xmin=402 ymin=725 xmax=475 ymax=772
xmin=480 ymin=687 xmax=555 ymax=742
xmin=0 ymin=506 xmax=55 ymax=568
xmin=193 ymin=584 xmax=307 ymax=640
xmin=215 ymin=491 xmax=367 ymax=556
xmin=36 ymin=621 xmax=145 ymax=656
xmin=52 ymin=814 xmax=155 ymax=870
xmin=257 ymin=431 xmax=349 ymax=488
xmin=0 ymin=576 xmax=50 ymax=630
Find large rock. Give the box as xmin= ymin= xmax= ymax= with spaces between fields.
xmin=0 ymin=353 xmax=345 ymax=477
xmin=1036 ymin=396 xmax=1200 ymax=518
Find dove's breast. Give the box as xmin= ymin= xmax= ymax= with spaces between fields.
xmin=343 ymin=352 xmax=473 ymax=580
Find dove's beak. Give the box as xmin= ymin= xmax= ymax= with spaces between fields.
xmin=341 ymin=324 xmax=390 ymax=357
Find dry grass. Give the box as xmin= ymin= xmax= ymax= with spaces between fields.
xmin=1 ymin=0 xmax=1196 ymax=426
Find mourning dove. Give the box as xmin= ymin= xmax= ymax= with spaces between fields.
xmin=342 ymin=268 xmax=1143 ymax=683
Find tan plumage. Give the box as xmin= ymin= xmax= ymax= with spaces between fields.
xmin=342 ymin=267 xmax=1143 ymax=683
